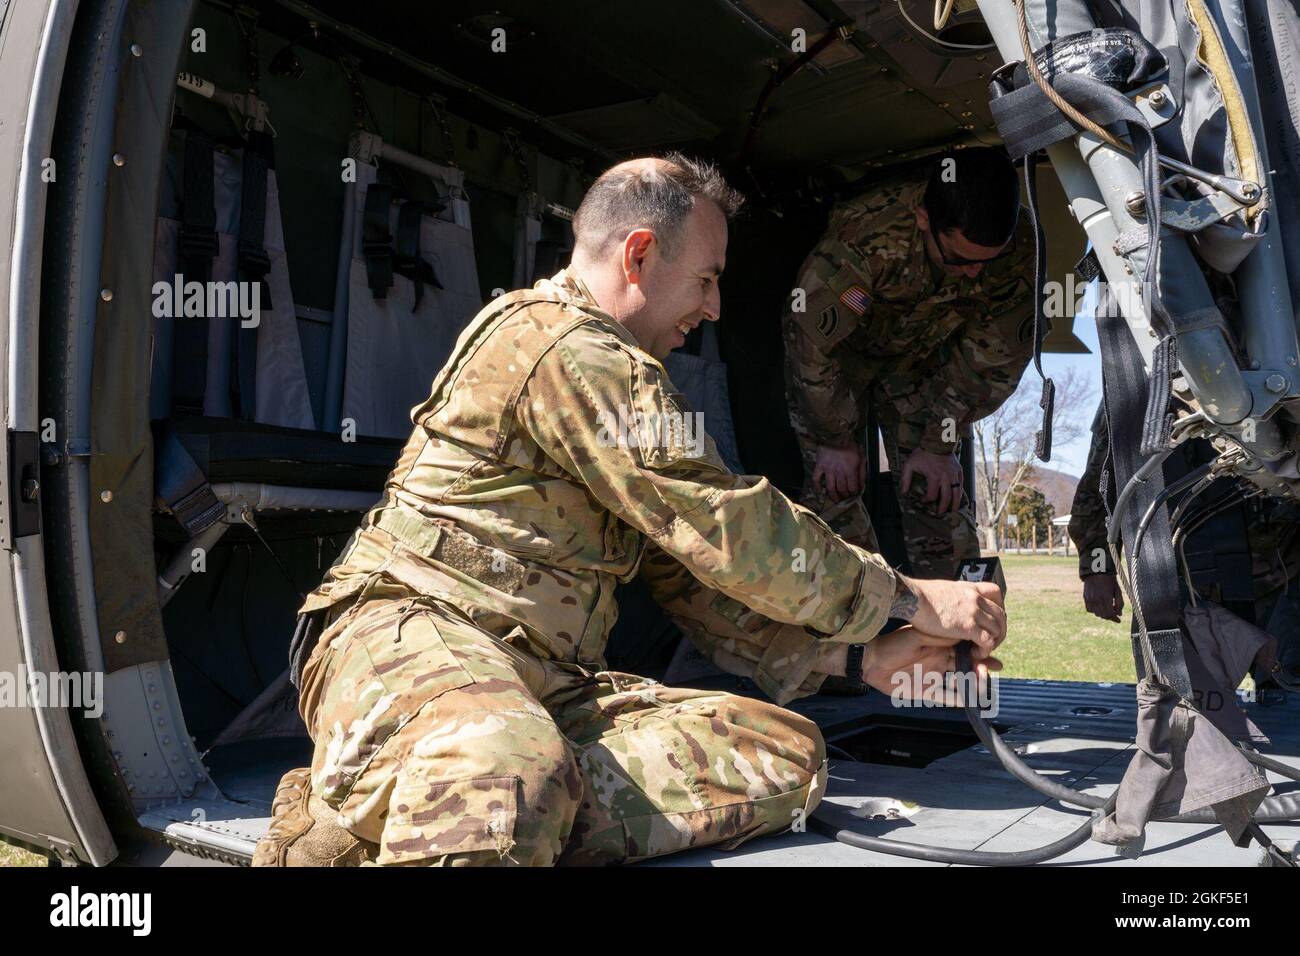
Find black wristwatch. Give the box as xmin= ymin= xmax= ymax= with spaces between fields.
xmin=843 ymin=643 xmax=867 ymax=692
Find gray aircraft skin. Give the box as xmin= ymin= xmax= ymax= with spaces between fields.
xmin=1 ymin=0 xmax=1298 ymax=867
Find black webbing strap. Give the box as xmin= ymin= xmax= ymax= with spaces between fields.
xmin=153 ymin=423 xmax=224 ymax=537
xmin=989 ymin=81 xmax=1136 ymax=161
xmin=288 ymin=610 xmax=324 ymax=691
xmin=1142 ymin=335 xmax=1177 ymax=455
xmin=362 ymin=184 xmax=395 ymax=299
xmin=175 ymin=129 xmax=218 ymax=413
xmin=1029 ymin=69 xmax=1200 ymax=701
xmin=394 ymin=200 xmax=442 ymax=311
xmin=1022 ymin=154 xmax=1055 ymax=461
xmin=233 ymin=129 xmax=274 ymax=421
xmin=1096 ymin=303 xmax=1194 ymax=700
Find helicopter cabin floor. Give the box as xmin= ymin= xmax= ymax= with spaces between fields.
xmin=127 ymin=677 xmax=1300 ymax=867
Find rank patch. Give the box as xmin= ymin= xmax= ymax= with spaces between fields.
xmin=838 ymin=284 xmax=870 ymax=316
xmin=817 ymin=305 xmax=839 ymax=339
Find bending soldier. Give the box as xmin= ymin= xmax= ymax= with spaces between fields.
xmin=783 ymin=147 xmax=1036 ymax=579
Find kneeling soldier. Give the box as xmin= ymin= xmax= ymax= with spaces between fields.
xmin=255 ymin=155 xmax=1006 ymax=867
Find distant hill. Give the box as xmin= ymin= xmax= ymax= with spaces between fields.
xmin=974 ymin=461 xmax=1080 ymax=520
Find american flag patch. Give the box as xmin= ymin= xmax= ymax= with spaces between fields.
xmin=838 ymin=284 xmax=870 ymax=316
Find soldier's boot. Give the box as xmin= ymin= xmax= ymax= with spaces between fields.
xmin=252 ymin=767 xmax=377 ymax=866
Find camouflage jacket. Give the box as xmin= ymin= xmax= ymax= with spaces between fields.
xmin=1068 ymin=407 xmax=1114 ymax=579
xmin=782 ymin=171 xmax=1036 ymax=454
xmin=1069 ymin=409 xmax=1300 ymax=601
xmin=303 ymin=270 xmax=899 ymax=704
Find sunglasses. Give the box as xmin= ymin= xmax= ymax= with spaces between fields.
xmin=927 ymin=212 xmax=1017 ymax=268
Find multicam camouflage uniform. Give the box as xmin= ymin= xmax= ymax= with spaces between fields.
xmin=1069 ymin=408 xmax=1300 ymax=603
xmin=783 ymin=170 xmax=1036 ymax=579
xmin=255 ymin=269 xmax=899 ymax=867
xmin=1067 ymin=407 xmax=1116 ymax=581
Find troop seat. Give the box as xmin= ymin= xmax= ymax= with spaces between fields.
xmin=166 ymin=415 xmax=402 ymax=492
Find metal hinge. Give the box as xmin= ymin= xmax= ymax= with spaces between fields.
xmin=4 ymin=430 xmax=41 ymax=548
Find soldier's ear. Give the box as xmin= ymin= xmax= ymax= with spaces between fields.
xmin=622 ymin=228 xmax=656 ymax=284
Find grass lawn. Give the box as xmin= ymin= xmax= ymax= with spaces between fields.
xmin=0 ymin=841 xmax=45 ymax=867
xmin=996 ymin=553 xmax=1136 ymax=683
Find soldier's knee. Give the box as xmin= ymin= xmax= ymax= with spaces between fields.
xmin=373 ymin=715 xmax=583 ymax=867
xmin=704 ymin=698 xmax=828 ymax=841
xmin=714 ymin=695 xmax=827 ymax=790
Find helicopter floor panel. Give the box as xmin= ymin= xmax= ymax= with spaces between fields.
xmin=651 ymin=680 xmax=1300 ymax=867
xmin=132 ymin=680 xmax=1300 ymax=866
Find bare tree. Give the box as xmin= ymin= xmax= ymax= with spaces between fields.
xmin=973 ymin=367 xmax=1093 ymax=551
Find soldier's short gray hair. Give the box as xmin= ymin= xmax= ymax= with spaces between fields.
xmin=572 ymin=153 xmax=744 ymax=261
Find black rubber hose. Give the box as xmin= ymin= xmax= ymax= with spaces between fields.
xmin=1243 ymin=748 xmax=1300 ymax=782
xmin=807 ymin=793 xmax=1114 ymax=866
xmin=809 ymin=649 xmax=1300 ymax=864
xmin=953 ymin=644 xmax=1300 ymax=823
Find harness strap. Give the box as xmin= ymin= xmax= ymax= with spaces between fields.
xmin=175 ymin=129 xmax=219 ymax=413
xmin=362 ymin=183 xmax=395 ymax=300
xmin=233 ymin=129 xmax=274 ymax=421
xmin=1096 ymin=296 xmax=1194 ymax=700
xmin=394 ymin=200 xmax=442 ymax=311
xmin=1023 ymin=154 xmax=1055 ymax=461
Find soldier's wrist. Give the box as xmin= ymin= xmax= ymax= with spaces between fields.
xmin=1078 ymin=545 xmax=1114 ymax=578
xmin=817 ymin=432 xmax=859 ymax=451
xmin=918 ymin=437 xmax=959 ymax=456
xmin=890 ymin=574 xmax=919 ymax=621
xmin=813 ymin=643 xmax=850 ymax=678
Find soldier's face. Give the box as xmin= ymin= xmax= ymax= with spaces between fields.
xmin=622 ymin=201 xmax=727 ymax=359
xmin=916 ymin=206 xmax=1008 ymax=280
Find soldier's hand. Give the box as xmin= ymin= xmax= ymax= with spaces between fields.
xmin=813 ymin=443 xmax=866 ymax=502
xmin=900 ymin=448 xmax=964 ymax=514
xmin=1082 ymin=572 xmax=1124 ymax=622
xmin=903 ymin=576 xmax=1006 ymax=655
xmin=860 ymin=626 xmax=1002 ymax=702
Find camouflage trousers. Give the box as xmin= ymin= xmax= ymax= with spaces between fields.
xmin=270 ymin=594 xmax=827 ymax=866
xmin=791 ymin=412 xmax=979 ymax=580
